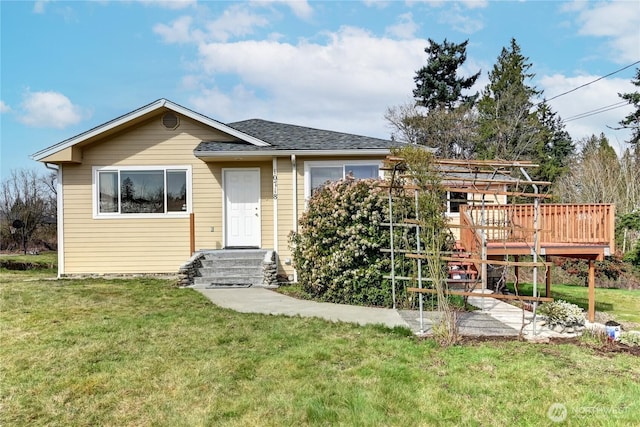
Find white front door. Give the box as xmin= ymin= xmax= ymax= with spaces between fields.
xmin=224 ymin=169 xmax=261 ymax=248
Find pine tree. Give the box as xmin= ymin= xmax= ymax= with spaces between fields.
xmin=534 ymin=102 xmax=574 ymax=182
xmin=413 ymin=38 xmax=480 ymax=110
xmin=387 ymin=39 xmax=480 ymax=158
xmin=476 ymin=38 xmax=542 ymax=161
xmin=618 ymin=67 xmax=640 ymax=145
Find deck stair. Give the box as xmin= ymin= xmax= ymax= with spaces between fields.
xmin=192 ymin=249 xmax=268 ymax=289
xmin=446 ymin=242 xmax=478 ymax=289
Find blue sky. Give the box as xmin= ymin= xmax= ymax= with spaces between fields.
xmin=1 ymin=0 xmax=639 ymax=178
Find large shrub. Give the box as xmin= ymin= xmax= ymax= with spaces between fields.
xmin=290 ymin=178 xmax=392 ymax=306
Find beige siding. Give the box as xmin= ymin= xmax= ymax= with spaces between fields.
xmin=61 ymin=114 xmax=389 ymax=276
xmin=448 ymin=188 xmax=508 ymax=241
xmin=275 ymin=157 xmax=295 ymax=277
xmin=199 ymin=161 xmax=273 ymax=250
xmin=61 ymin=115 xmax=239 ymax=274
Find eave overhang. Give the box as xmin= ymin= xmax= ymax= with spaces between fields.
xmin=194 ymin=148 xmax=394 ymax=161
xmin=31 ymin=99 xmax=270 ymax=163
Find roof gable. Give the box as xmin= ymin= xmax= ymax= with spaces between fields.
xmin=31 ymin=99 xmax=270 ymax=162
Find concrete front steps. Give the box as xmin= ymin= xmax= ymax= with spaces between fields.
xmin=191 ymin=249 xmax=275 ymax=289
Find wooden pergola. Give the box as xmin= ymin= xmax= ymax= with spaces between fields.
xmin=383 ymin=156 xmax=615 ymax=324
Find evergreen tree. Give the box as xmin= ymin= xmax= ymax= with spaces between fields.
xmin=476 ymin=38 xmax=542 ymax=161
xmin=580 ymin=133 xmax=617 ymax=161
xmin=413 ymin=38 xmax=480 ymax=110
xmin=387 ymin=38 xmax=480 ymax=158
xmin=534 ymin=102 xmax=574 ymax=182
xmin=619 ymin=67 xmax=640 ymax=145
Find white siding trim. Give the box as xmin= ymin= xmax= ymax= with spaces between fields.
xmin=291 ymin=155 xmax=298 ymax=282
xmin=195 ymin=149 xmax=394 ymax=159
xmin=31 ymin=99 xmax=271 ymax=161
xmin=272 ymin=157 xmax=278 ymax=252
xmin=57 ymin=166 xmax=64 ymax=277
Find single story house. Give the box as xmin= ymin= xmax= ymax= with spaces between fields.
xmin=32 ymin=99 xmax=402 ymax=279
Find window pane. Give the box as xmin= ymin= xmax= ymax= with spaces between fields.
xmin=99 ymin=171 xmax=118 ymax=213
xmin=449 ymin=192 xmax=468 ymax=213
xmin=120 ymin=171 xmax=164 ymax=213
xmin=310 ymin=166 xmax=343 ymax=191
xmin=167 ymin=171 xmax=187 ymax=212
xmin=345 ymin=164 xmax=378 ymax=179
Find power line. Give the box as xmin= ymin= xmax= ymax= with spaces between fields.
xmin=563 ymin=101 xmax=628 ymax=122
xmin=542 ymin=60 xmax=640 ymax=105
xmin=563 ymin=103 xmax=628 ymax=123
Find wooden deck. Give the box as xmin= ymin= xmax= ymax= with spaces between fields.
xmin=460 ymin=204 xmax=615 ymax=260
xmin=485 ymin=242 xmax=612 ymax=259
xmin=458 ymin=203 xmax=616 ymax=322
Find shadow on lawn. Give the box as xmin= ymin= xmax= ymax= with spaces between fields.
xmin=550 ymin=293 xmax=614 ymax=313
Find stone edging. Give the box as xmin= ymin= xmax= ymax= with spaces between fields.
xmin=177 ymin=252 xmax=205 ymax=287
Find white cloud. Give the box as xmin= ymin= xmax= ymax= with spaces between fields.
xmin=459 ymin=0 xmax=488 ymax=10
xmin=559 ymin=1 xmax=586 ymax=13
xmin=438 ymin=7 xmax=484 ymax=34
xmin=0 ymin=101 xmax=11 ymax=113
xmin=205 ymin=4 xmax=270 ymax=42
xmin=406 ymin=0 xmax=488 ymax=9
xmin=18 ymin=91 xmax=85 ymax=129
xmin=573 ymin=2 xmax=640 ymax=64
xmin=187 ymin=26 xmax=427 ymax=137
xmin=283 ymin=0 xmax=313 ymax=19
xmin=363 ymin=1 xmax=391 ymax=9
xmin=155 ymin=5 xmax=270 ymax=43
xmin=385 ymin=12 xmax=419 ymax=39
xmin=136 ymin=0 xmax=196 ymax=10
xmin=153 ymin=16 xmax=195 ymax=44
xmin=33 ymin=0 xmax=50 ymax=14
xmin=250 ymin=0 xmax=313 ymax=19
xmin=541 ymin=74 xmax=636 ymax=149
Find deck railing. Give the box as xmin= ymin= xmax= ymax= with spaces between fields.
xmin=459 ymin=204 xmax=615 ymax=254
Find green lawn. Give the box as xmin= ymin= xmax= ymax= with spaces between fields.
xmin=2 ymin=270 xmax=639 ymax=426
xmin=508 ymin=282 xmax=640 ymax=329
xmin=0 ymin=251 xmax=57 ymax=272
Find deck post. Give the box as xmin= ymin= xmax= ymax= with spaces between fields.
xmin=514 ymin=255 xmax=519 ymax=284
xmin=545 ymin=258 xmax=552 ymax=298
xmin=588 ymin=259 xmax=595 ymax=322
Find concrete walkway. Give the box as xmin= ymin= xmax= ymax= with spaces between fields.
xmin=196 ymin=288 xmax=408 ymax=328
xmin=398 ymin=309 xmax=519 ymax=337
xmin=195 ymin=287 xmax=571 ymax=340
xmin=466 ymin=289 xmax=572 ymax=339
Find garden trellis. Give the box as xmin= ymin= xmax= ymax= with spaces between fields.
xmin=380 ymin=155 xmax=554 ymax=335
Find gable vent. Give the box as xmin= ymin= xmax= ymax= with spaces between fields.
xmin=162 ymin=112 xmax=179 ymax=130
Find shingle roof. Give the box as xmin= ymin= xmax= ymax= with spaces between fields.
xmin=194 ymin=119 xmax=398 ymax=153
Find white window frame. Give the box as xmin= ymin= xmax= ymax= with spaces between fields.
xmin=92 ymin=165 xmax=192 ymax=219
xmin=446 ymin=190 xmax=469 ymax=215
xmin=303 ymin=160 xmax=383 ymax=201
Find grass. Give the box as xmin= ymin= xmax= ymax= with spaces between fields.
xmin=2 ymin=269 xmax=639 ymax=426
xmin=0 ymin=251 xmax=57 ymax=271
xmin=508 ymin=282 xmax=640 ymax=329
